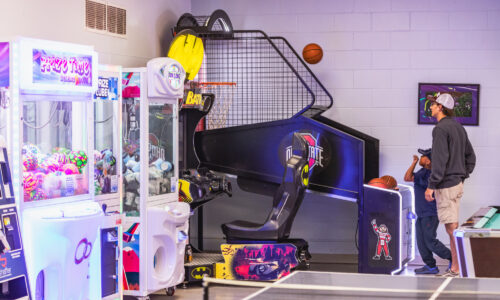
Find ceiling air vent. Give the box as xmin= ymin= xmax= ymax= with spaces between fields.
xmin=85 ymin=0 xmax=126 ymax=37
xmin=107 ymin=5 xmax=127 ymax=35
xmin=86 ymin=0 xmax=106 ymax=31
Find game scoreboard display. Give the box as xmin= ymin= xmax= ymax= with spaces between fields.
xmin=455 ymin=206 xmax=500 ymax=278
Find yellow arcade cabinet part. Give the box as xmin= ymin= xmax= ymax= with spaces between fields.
xmin=167 ymin=30 xmax=204 ymax=81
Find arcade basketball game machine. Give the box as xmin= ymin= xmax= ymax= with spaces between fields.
xmin=174 ymin=10 xmax=415 ymax=276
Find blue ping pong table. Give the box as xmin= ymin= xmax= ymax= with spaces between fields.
xmin=239 ymin=271 xmax=500 ymax=300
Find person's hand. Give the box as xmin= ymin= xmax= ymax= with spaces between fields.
xmin=413 ymin=155 xmax=419 ymax=163
xmin=425 ymin=188 xmax=435 ymax=202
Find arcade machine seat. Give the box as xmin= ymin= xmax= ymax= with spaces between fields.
xmin=221 ymin=132 xmax=312 ymax=272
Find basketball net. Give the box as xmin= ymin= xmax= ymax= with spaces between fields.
xmin=198 ymin=82 xmax=236 ymax=130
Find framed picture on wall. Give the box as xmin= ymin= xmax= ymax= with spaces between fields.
xmin=418 ymin=83 xmax=480 ymax=126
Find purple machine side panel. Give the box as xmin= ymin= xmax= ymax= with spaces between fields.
xmin=0 ymin=42 xmax=9 ymax=88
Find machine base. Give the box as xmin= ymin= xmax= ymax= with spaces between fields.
xmin=184 ymin=253 xmax=223 ymax=284
xmin=216 ymin=240 xmax=311 ymax=281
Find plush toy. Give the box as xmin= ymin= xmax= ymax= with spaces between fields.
xmin=149 ymin=167 xmax=162 ymax=179
xmin=101 ymin=176 xmax=111 ymax=194
xmin=123 ymin=154 xmax=132 ymax=165
xmin=126 ymin=159 xmax=140 ymax=173
xmin=124 ymin=171 xmax=139 ymax=184
xmin=94 ymin=180 xmax=102 ymax=195
xmin=153 ymin=158 xmax=172 ymax=172
xmin=101 ymin=149 xmax=116 ymax=166
xmin=23 ymin=172 xmax=37 ymax=193
xmin=69 ymin=150 xmax=88 ymax=169
xmin=124 ymin=143 xmax=139 ymax=156
xmin=94 ymin=150 xmax=103 ymax=163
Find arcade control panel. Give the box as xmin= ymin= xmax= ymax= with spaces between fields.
xmin=0 ymin=146 xmax=31 ymax=299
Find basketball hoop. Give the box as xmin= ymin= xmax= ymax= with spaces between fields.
xmin=197 ymin=82 xmax=236 ymax=130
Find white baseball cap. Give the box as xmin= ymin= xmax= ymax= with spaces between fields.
xmin=435 ymin=93 xmax=455 ymax=109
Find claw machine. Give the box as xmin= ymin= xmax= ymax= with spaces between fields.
xmin=122 ymin=58 xmax=190 ymax=298
xmin=9 ymin=37 xmax=104 ymax=300
xmin=93 ymin=64 xmax=123 ymax=300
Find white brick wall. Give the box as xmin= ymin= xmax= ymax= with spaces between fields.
xmin=192 ymin=0 xmax=500 ymax=253
xmin=0 ymin=0 xmax=190 ymax=67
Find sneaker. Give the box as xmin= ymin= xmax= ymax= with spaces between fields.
xmin=372 ymin=255 xmax=380 ymax=260
xmin=446 ymin=260 xmax=452 ymax=272
xmin=385 ymin=256 xmax=392 ymax=260
xmin=438 ymin=269 xmax=460 ymax=278
xmin=414 ymin=265 xmax=439 ymax=275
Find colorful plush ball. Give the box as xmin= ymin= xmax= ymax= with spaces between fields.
xmin=51 ymin=152 xmax=67 ymax=166
xmin=23 ymin=154 xmax=38 ymax=171
xmin=23 ymin=172 xmax=37 ymax=193
xmin=30 ymin=188 xmax=47 ymax=201
xmin=40 ymin=158 xmax=60 ymax=173
xmin=22 ymin=144 xmax=40 ymax=156
xmin=61 ymin=163 xmax=79 ymax=175
xmin=69 ymin=150 xmax=88 ymax=169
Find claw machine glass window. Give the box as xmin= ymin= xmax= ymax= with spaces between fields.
xmin=122 ymin=71 xmax=142 ymax=216
xmin=22 ymin=97 xmax=89 ymax=201
xmin=148 ymin=102 xmax=175 ymax=196
xmin=94 ymin=71 xmax=120 ymax=197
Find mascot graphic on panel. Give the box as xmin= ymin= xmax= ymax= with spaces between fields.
xmin=371 ymin=219 xmax=392 ymax=260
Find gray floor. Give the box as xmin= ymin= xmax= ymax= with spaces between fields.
xmin=124 ymin=254 xmax=450 ymax=300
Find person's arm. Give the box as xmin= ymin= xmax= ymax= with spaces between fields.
xmin=404 ymin=155 xmax=419 ymax=182
xmin=428 ymin=127 xmax=449 ymax=189
xmin=464 ymin=131 xmax=476 ymax=176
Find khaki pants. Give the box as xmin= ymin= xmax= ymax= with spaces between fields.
xmin=435 ymin=182 xmax=463 ymax=224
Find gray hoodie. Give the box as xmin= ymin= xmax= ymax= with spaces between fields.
xmin=428 ymin=117 xmax=476 ymax=189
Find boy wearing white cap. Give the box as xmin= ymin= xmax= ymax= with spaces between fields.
xmin=424 ymin=93 xmax=476 ymax=277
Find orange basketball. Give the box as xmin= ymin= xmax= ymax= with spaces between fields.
xmin=367 ymin=178 xmax=389 ymax=189
xmin=380 ymin=175 xmax=398 ymax=190
xmin=302 ymin=43 xmax=323 ymax=64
